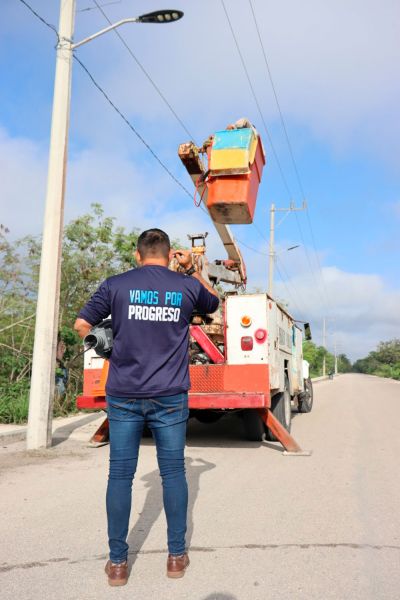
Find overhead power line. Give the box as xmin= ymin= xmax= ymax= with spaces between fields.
xmin=92 ymin=0 xmax=196 ymax=141
xmin=275 ymin=255 xmax=307 ymax=313
xmin=220 ymin=0 xmax=328 ymax=309
xmin=304 ymin=209 xmax=332 ymax=311
xmin=19 ymin=0 xmax=330 ymax=306
xmin=18 ymin=0 xmax=59 ymax=37
xmin=220 ymin=0 xmax=293 ymax=200
xmin=274 ymin=260 xmax=301 ymax=314
xmin=248 ymin=0 xmax=333 ymax=313
xmin=248 ymin=0 xmax=305 ymax=199
xmin=73 ymin=55 xmax=193 ymax=199
xmin=78 ymin=1 xmax=121 ymax=12
xmin=19 ymin=0 xmax=195 ymax=201
xmin=235 ymin=238 xmax=268 ymax=257
xmin=251 ymin=220 xmax=269 ymax=243
xmin=293 ymin=211 xmax=327 ymax=306
xmin=19 ymin=0 xmax=267 ymax=275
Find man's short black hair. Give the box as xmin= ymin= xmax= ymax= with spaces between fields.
xmin=137 ymin=228 xmax=171 ymax=259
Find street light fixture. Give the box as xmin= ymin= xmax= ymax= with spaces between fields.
xmin=72 ymin=9 xmax=184 ymax=49
xmin=138 ymin=10 xmax=184 ymax=23
xmin=27 ymin=0 xmax=184 ymax=449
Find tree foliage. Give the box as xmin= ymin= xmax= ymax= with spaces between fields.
xmin=302 ymin=340 xmax=352 ymax=377
xmin=353 ymin=339 xmax=400 ymax=380
xmin=0 ymin=204 xmax=140 ymax=422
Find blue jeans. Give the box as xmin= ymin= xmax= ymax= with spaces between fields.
xmin=106 ymin=393 xmax=189 ymax=563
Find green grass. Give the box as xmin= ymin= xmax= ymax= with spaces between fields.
xmin=0 ymin=380 xmax=30 ymax=424
xmin=0 ymin=380 xmax=80 ymax=424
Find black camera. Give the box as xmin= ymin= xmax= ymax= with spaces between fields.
xmin=84 ymin=319 xmax=113 ymax=359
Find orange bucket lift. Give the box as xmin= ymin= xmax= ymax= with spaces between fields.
xmin=205 ymin=123 xmax=266 ymax=224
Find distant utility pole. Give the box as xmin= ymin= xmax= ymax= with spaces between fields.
xmin=334 ymin=338 xmax=338 ymax=375
xmin=322 ymin=316 xmax=326 ymax=377
xmin=268 ymin=201 xmax=306 ymax=296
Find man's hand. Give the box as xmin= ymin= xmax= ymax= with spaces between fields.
xmin=173 ymin=249 xmax=219 ymax=300
xmin=173 ymin=249 xmax=193 ymax=271
xmin=74 ymin=318 xmax=93 ymax=340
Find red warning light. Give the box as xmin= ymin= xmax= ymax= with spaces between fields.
xmin=241 ymin=336 xmax=253 ymax=351
xmin=254 ymin=328 xmax=267 ymax=342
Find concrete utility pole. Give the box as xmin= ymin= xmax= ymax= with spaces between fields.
xmin=268 ymin=203 xmax=276 ymax=295
xmin=27 ymin=0 xmax=76 ymax=450
xmin=322 ymin=316 xmax=326 ymax=377
xmin=268 ymin=202 xmax=306 ymax=296
xmin=27 ymin=1 xmax=184 ymax=449
xmin=334 ymin=338 xmax=338 ymax=375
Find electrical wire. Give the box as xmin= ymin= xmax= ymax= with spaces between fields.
xmin=275 ymin=255 xmax=306 ymax=312
xmin=73 ymin=55 xmax=193 ymax=200
xmin=220 ymin=0 xmax=293 ymax=200
xmin=18 ymin=0 xmax=59 ymax=38
xmin=234 ymin=238 xmax=268 ymax=257
xmin=19 ymin=0 xmax=329 ymax=310
xmin=196 ymin=202 xmax=267 ymax=256
xmin=274 ymin=260 xmax=301 ymax=313
xmin=305 ymin=209 xmax=333 ymax=311
xmin=19 ymin=0 xmax=264 ymax=284
xmin=220 ymin=0 xmax=327 ymax=309
xmin=78 ymin=1 xmax=121 ymax=12
xmin=92 ymin=0 xmax=197 ymax=141
xmin=252 ymin=221 xmax=268 ymax=243
xmin=293 ymin=211 xmax=327 ymax=305
xmin=248 ymin=0 xmax=305 ymax=200
xmin=248 ymin=0 xmax=333 ymax=314
xmin=19 ymin=1 xmax=194 ymax=203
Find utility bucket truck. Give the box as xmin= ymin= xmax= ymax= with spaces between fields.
xmin=76 ymin=119 xmax=313 ymax=453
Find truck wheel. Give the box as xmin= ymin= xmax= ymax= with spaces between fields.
xmin=242 ymin=409 xmax=266 ymax=442
xmin=298 ymin=377 xmax=313 ymax=413
xmin=194 ymin=410 xmax=223 ymax=424
xmin=264 ymin=375 xmax=292 ymax=441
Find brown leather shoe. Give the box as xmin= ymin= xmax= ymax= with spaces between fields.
xmin=167 ymin=553 xmax=190 ymax=578
xmin=105 ymin=559 xmax=128 ymax=586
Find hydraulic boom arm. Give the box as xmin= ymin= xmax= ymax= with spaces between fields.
xmin=178 ymin=142 xmax=246 ymax=286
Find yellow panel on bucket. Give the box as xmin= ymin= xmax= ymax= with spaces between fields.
xmin=210 ymin=148 xmax=250 ymax=171
xmin=210 ymin=136 xmax=258 ymax=174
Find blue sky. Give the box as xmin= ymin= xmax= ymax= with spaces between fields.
xmin=1 ymin=0 xmax=400 ymax=359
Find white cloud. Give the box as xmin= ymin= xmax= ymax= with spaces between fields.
xmin=0 ymin=127 xmax=48 ymax=237
xmin=4 ymin=0 xmax=400 ymax=361
xmin=0 ymin=126 xmax=225 ymax=254
xmin=67 ymin=0 xmax=400 ymax=168
xmin=273 ymin=264 xmax=400 ymax=360
xmin=8 ymin=0 xmax=400 ymax=169
xmin=237 ymin=235 xmax=400 ymax=359
xmin=0 ymin=125 xmax=398 ymax=360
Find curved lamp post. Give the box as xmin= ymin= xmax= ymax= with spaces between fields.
xmin=27 ymin=2 xmax=184 ymax=449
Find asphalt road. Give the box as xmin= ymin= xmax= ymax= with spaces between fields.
xmin=1 ymin=374 xmax=399 ymax=600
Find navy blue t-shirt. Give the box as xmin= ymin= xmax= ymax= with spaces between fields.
xmin=78 ymin=265 xmax=219 ymax=398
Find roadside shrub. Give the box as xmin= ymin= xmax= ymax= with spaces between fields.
xmin=0 ymin=380 xmax=30 ymax=424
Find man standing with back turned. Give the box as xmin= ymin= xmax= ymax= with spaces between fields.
xmin=74 ymin=229 xmax=219 ymax=586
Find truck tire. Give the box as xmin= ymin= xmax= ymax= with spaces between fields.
xmin=264 ymin=375 xmax=292 ymax=441
xmin=298 ymin=377 xmax=313 ymax=413
xmin=242 ymin=409 xmax=266 ymax=442
xmin=194 ymin=410 xmax=223 ymax=424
